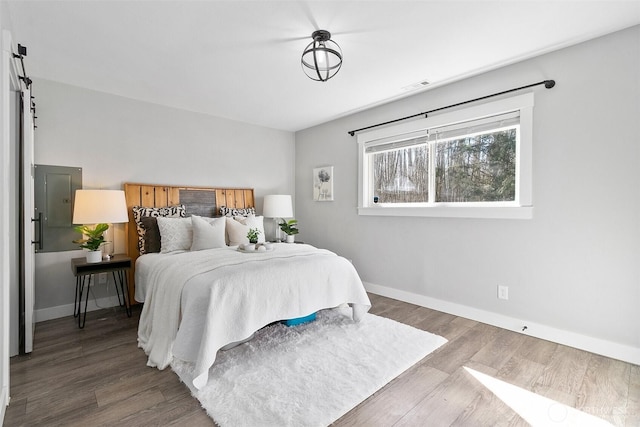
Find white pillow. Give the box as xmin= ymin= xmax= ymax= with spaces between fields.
xmin=236 ymin=215 xmax=266 ymax=244
xmin=190 ymin=215 xmax=226 ymax=251
xmin=157 ymin=217 xmax=193 ymax=253
xmin=226 ymin=215 xmax=265 ymax=246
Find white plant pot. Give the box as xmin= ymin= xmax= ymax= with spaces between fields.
xmin=86 ymin=250 xmax=102 ymax=263
xmin=286 ymin=235 xmax=295 ymax=243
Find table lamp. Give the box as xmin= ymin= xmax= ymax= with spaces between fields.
xmin=72 ymin=189 xmax=128 ymax=262
xmin=263 ymin=195 xmax=293 ymax=242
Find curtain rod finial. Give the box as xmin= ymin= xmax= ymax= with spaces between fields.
xmin=545 ymin=80 xmax=556 ymax=89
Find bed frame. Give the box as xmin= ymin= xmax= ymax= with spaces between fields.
xmin=123 ymin=183 xmax=255 ymax=304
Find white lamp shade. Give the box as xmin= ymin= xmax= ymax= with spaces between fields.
xmin=72 ymin=190 xmax=129 ymax=224
xmin=263 ymin=195 xmax=293 ymax=218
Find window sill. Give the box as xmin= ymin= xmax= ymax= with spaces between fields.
xmin=357 ymin=205 xmax=533 ymax=219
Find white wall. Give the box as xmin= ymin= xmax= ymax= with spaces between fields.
xmin=295 ymin=26 xmax=640 ymax=363
xmin=1 ymin=2 xmax=15 ymax=421
xmin=33 ymin=79 xmax=295 ymax=319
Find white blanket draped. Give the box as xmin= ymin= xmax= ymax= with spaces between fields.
xmin=136 ymin=244 xmax=371 ymax=389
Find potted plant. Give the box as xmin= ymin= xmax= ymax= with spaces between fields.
xmin=73 ymin=223 xmax=109 ymax=263
xmin=246 ymin=228 xmax=261 ymax=244
xmin=279 ymin=219 xmax=299 ymax=243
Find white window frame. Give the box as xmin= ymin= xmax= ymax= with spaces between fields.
xmin=357 ymin=93 xmax=534 ymax=219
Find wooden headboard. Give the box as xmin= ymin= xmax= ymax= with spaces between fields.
xmin=123 ymin=183 xmax=255 ymax=303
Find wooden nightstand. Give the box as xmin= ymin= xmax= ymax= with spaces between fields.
xmin=71 ymin=254 xmax=132 ymax=328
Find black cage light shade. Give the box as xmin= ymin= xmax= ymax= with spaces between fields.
xmin=301 ymin=30 xmax=343 ymax=82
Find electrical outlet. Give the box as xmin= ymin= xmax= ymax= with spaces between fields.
xmin=498 ymin=285 xmax=509 ymax=300
xmin=98 ymin=272 xmax=108 ymax=285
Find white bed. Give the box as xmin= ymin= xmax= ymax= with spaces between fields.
xmin=135 ymin=243 xmax=371 ymax=390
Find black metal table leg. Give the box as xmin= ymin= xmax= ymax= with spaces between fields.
xmin=124 ymin=272 xmax=131 ymax=317
xmin=74 ymin=276 xmax=81 ymax=318
xmin=113 ymin=270 xmax=131 ymax=317
xmin=76 ymin=276 xmax=86 ymax=322
xmin=112 ymin=271 xmax=124 ymax=306
xmin=79 ymin=275 xmax=91 ymax=329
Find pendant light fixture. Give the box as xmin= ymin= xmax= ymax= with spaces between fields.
xmin=301 ymin=30 xmax=343 ymax=82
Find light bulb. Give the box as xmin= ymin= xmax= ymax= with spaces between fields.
xmin=316 ymin=43 xmax=326 ymax=64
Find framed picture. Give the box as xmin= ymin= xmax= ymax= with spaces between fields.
xmin=313 ymin=166 xmax=334 ymax=201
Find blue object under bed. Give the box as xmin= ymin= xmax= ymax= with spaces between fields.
xmin=282 ymin=312 xmax=317 ymax=326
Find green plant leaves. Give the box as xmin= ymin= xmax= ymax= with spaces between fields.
xmin=72 ymin=223 xmax=109 ymax=251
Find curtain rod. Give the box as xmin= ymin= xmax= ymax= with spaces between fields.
xmin=347 ymin=79 xmax=555 ymax=136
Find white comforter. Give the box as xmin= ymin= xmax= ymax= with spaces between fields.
xmin=136 ymin=243 xmax=371 ymax=389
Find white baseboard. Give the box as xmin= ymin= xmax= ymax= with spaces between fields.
xmin=34 ymin=296 xmax=122 ymax=323
xmin=1 ymin=386 xmax=8 ymax=427
xmin=364 ymin=281 xmax=640 ymax=366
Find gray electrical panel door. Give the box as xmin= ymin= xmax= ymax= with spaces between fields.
xmin=34 ymin=165 xmax=82 ymax=252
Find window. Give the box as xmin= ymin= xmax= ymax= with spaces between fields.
xmin=358 ymin=93 xmax=533 ymax=219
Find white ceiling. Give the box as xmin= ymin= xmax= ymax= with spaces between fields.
xmin=5 ymin=1 xmax=640 ymax=132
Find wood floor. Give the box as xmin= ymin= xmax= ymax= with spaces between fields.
xmin=5 ymin=293 xmax=639 ymax=426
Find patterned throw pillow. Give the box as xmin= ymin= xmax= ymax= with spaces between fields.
xmin=132 ymin=205 xmax=186 ymax=255
xmin=219 ymin=206 xmax=255 ymax=217
xmin=156 ymin=217 xmax=193 ymax=253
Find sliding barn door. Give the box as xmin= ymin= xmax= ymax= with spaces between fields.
xmin=20 ymin=84 xmax=35 ymax=354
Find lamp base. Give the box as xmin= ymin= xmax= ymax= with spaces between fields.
xmin=273 ymin=218 xmax=282 ymax=242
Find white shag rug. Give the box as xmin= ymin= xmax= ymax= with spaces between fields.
xmin=171 ymin=306 xmax=447 ymax=427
